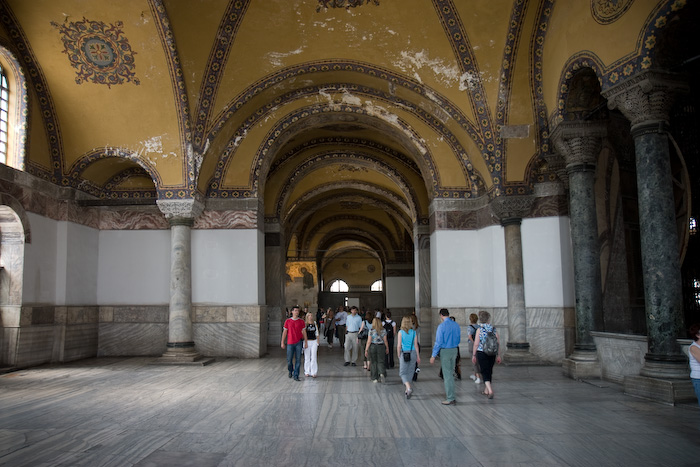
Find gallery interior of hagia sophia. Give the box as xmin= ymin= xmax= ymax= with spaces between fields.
xmin=0 ymin=0 xmax=697 ymax=404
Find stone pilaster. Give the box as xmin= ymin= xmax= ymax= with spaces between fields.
xmin=603 ymin=70 xmax=693 ymax=403
xmin=490 ymin=196 xmax=541 ymax=365
xmin=552 ymin=120 xmax=606 ymax=379
xmin=154 ymin=196 xmax=213 ymax=365
xmin=414 ymin=224 xmax=431 ymax=345
xmin=265 ymin=223 xmax=285 ymax=346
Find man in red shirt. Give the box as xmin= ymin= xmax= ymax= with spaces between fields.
xmin=281 ymin=305 xmax=307 ymax=381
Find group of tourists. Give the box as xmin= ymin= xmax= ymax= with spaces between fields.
xmin=281 ymin=304 xmax=502 ymax=404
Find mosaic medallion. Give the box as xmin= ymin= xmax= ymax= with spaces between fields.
xmin=52 ymin=18 xmax=139 ymax=87
xmin=591 ymin=0 xmax=634 ymax=24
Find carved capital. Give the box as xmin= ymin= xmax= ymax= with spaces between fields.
xmin=551 ymin=120 xmax=607 ymax=171
xmin=602 ymin=70 xmax=688 ymax=129
xmin=543 ymin=152 xmax=569 ymax=187
xmin=490 ymin=195 xmax=534 ymax=223
xmin=156 ymin=196 xmax=205 ymax=226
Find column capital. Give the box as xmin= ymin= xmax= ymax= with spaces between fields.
xmin=551 ymin=120 xmax=607 ymax=171
xmin=156 ymin=195 xmax=205 ymax=226
xmin=602 ymin=69 xmax=688 ymax=130
xmin=489 ymin=195 xmax=534 ymax=224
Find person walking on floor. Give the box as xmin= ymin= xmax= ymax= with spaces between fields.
xmin=359 ymin=311 xmax=373 ymax=370
xmin=688 ymin=323 xmax=700 ymax=407
xmin=472 ymin=310 xmax=501 ymax=399
xmin=344 ymin=306 xmax=363 ymax=366
xmin=324 ymin=307 xmax=335 ymax=349
xmin=365 ymin=315 xmax=389 ymax=383
xmin=335 ymin=306 xmax=348 ymax=349
xmin=430 ymin=308 xmax=461 ymax=405
xmin=467 ymin=313 xmax=482 ymax=384
xmin=384 ymin=311 xmax=396 ymax=369
xmin=397 ymin=315 xmax=420 ymax=399
xmin=303 ymin=311 xmax=319 ymax=378
xmin=281 ymin=305 xmax=307 ymax=381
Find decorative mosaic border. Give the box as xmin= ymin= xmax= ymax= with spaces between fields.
xmin=591 ymin=0 xmax=635 ymax=25
xmin=0 ymin=3 xmax=64 ymax=181
xmin=193 ymin=0 xmax=250 ymax=150
xmin=271 ymin=150 xmax=421 ymax=219
xmin=207 ymin=88 xmax=485 ymax=198
xmin=550 ymin=0 xmax=686 ymax=128
xmin=301 ymin=214 xmax=399 ymax=255
xmin=0 ymin=39 xmax=29 ymax=171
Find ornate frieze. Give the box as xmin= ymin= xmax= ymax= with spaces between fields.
xmin=602 ymin=70 xmax=688 ymax=129
xmin=490 ymin=195 xmax=535 ymax=223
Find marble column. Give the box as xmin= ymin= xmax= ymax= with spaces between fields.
xmin=552 ymin=120 xmax=606 ymax=379
xmin=490 ymin=196 xmax=540 ymax=365
xmin=155 ymin=197 xmax=213 ymax=365
xmin=603 ymin=70 xmax=694 ymax=403
xmin=414 ymin=224 xmax=430 ymax=346
xmin=265 ymin=224 xmax=285 ymax=346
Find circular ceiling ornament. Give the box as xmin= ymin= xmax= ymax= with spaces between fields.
xmin=591 ymin=0 xmax=634 ymax=25
xmin=52 ymin=17 xmax=140 ymax=87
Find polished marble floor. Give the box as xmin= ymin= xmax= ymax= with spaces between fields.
xmin=0 ymin=345 xmax=698 ymax=467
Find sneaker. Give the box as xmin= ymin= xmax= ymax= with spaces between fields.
xmin=343 ymin=362 xmax=350 ymax=366
xmin=441 ymin=400 xmax=456 ymax=405
xmin=380 ymin=374 xmax=385 ymax=383
xmin=351 ymin=363 xmax=356 ymax=366
xmin=469 ymin=374 xmax=476 ymax=380
xmin=406 ymin=388 xmax=413 ymax=399
xmin=288 ymin=372 xmax=292 ymax=378
xmin=294 ymin=376 xmax=301 ymax=381
xmin=372 ymin=379 xmax=378 ymax=383
xmin=474 ymin=377 xmax=482 ymax=384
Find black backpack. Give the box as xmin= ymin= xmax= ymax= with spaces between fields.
xmin=383 ymin=321 xmax=394 ymax=338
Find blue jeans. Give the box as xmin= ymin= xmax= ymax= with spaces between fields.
xmin=692 ymin=378 xmax=700 ymax=407
xmin=287 ymin=341 xmax=303 ymax=378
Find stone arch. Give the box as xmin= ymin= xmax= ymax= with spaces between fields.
xmin=0 ymin=192 xmax=29 ymax=366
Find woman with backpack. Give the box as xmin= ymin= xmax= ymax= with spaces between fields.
xmin=467 ymin=313 xmax=482 ymax=384
xmin=358 ymin=311 xmax=373 ymax=370
xmin=472 ymin=310 xmax=501 ymax=399
xmin=397 ymin=315 xmax=420 ymax=398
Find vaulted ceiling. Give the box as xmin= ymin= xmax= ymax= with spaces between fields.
xmin=0 ymin=0 xmax=689 ymax=272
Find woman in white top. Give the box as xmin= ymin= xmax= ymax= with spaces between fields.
xmin=689 ymin=323 xmax=700 ymax=407
xmin=303 ymin=312 xmax=319 ymax=378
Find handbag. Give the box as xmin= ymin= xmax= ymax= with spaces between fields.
xmin=358 ymin=321 xmax=369 ymax=339
xmin=403 ymin=351 xmax=411 ymax=362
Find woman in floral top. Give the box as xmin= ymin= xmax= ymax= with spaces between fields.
xmin=364 ymin=316 xmax=389 ymax=383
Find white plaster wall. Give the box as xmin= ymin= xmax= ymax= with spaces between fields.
xmin=431 ymin=226 xmax=507 ymax=307
xmin=98 ymin=230 xmax=170 ymax=305
xmin=521 ymin=216 xmax=575 ymax=307
xmin=23 ymin=212 xmax=58 ymax=304
xmin=386 ymin=276 xmax=415 ymax=307
xmin=192 ymin=229 xmax=263 ymax=305
xmin=60 ymin=222 xmax=98 ymax=305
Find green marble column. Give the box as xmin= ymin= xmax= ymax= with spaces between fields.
xmin=552 ymin=121 xmax=606 ymax=379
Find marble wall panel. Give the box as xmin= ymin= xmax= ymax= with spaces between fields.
xmin=16 ymin=325 xmax=54 ymax=367
xmin=98 ymin=209 xmax=168 ymax=230
xmin=194 ymin=210 xmax=257 ymax=229
xmin=98 ymin=323 xmax=167 ymax=356
xmin=194 ymin=322 xmax=264 ymax=358
xmin=63 ymin=323 xmax=98 ymax=361
xmin=66 ymin=307 xmax=99 ymax=324
xmin=226 ymin=306 xmax=265 ymax=323
xmin=527 ymin=327 xmax=566 ymax=363
xmin=111 ymin=306 xmax=169 ymax=323
xmin=590 ymin=331 xmax=648 ymax=384
xmin=195 ymin=306 xmax=227 ymax=323
xmin=0 ymin=327 xmax=17 ymax=365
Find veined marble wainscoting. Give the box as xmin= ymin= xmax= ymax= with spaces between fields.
xmin=193 ymin=305 xmax=267 ymax=358
xmin=98 ymin=306 xmax=169 ymax=357
xmin=427 ymin=307 xmax=572 ymax=364
xmin=5 ymin=306 xmax=99 ymax=368
xmin=590 ymin=332 xmax=647 ymax=384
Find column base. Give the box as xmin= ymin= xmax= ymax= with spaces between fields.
xmin=502 ymin=343 xmax=545 ymax=366
xmin=151 ymin=344 xmax=215 ymax=366
xmin=562 ymin=349 xmax=600 ymax=380
xmin=624 ymin=375 xmax=695 ymax=405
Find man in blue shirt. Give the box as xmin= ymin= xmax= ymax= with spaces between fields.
xmin=430 ymin=308 xmax=461 ymax=405
xmin=344 ymin=306 xmax=363 ymax=366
